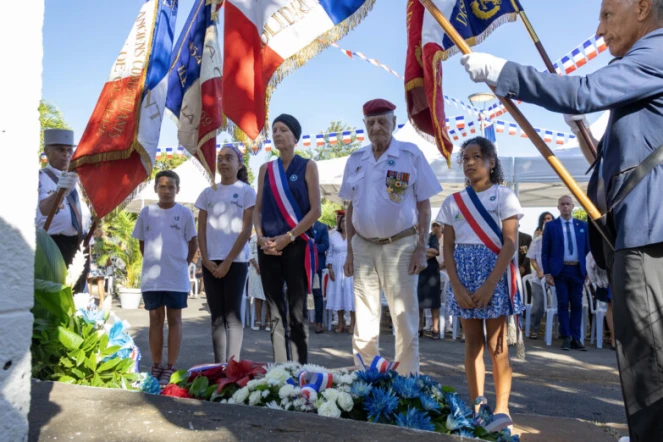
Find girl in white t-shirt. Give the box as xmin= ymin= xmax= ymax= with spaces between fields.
xmin=436 ymin=137 xmax=523 ymax=433
xmin=195 ymin=145 xmax=256 ymax=363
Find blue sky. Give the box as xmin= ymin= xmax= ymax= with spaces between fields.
xmin=43 ymin=0 xmax=609 ymax=233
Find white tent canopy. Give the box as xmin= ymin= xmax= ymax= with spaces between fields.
xmin=125 ymin=160 xmax=211 ymax=214
xmin=317 ymin=122 xmax=592 ymax=208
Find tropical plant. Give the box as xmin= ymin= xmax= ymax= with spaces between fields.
xmin=572 ymin=208 xmax=588 ymax=222
xmin=39 ymin=100 xmax=71 ymax=165
xmin=321 ymin=199 xmax=343 ymax=228
xmin=95 ymin=211 xmax=142 ymax=289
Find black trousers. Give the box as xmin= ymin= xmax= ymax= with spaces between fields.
xmin=606 ymin=241 xmax=663 ymax=441
xmin=51 ymin=234 xmax=87 ymax=293
xmin=258 ymin=239 xmax=309 ymax=364
xmin=202 ymin=261 xmax=248 ymax=363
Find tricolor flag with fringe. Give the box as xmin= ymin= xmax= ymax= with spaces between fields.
xmin=70 ymin=0 xmax=178 ymax=219
xmin=165 ymin=0 xmax=223 ymax=184
xmin=405 ymin=0 xmax=454 ymax=165
xmin=222 ymin=0 xmax=375 ymax=140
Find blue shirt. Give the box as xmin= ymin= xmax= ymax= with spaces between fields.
xmin=561 ymin=218 xmax=579 ymax=262
xmin=312 ymin=221 xmax=329 ymax=271
xmin=495 ymin=28 xmax=663 ymax=250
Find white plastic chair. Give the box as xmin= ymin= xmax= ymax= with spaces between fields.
xmin=188 ymin=263 xmax=199 ymax=296
xmin=522 ymin=274 xmax=536 ymax=338
xmin=586 ymin=282 xmax=609 ymax=348
xmin=542 ymin=279 xmax=559 ymax=346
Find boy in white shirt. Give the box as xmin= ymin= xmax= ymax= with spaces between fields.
xmin=132 ymin=170 xmax=197 ymax=385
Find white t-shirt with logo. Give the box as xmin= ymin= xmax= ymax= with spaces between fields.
xmin=436 ymin=185 xmax=523 ymax=245
xmin=194 ymin=181 xmax=256 ymax=262
xmin=132 ymin=203 xmax=197 ymax=293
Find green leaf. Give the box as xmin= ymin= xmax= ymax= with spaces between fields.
xmin=71 ymin=349 xmax=86 ymax=367
xmin=70 ymin=367 xmax=86 ymax=380
xmin=35 ymin=228 xmax=67 ymax=284
xmin=81 ymin=333 xmax=99 ymax=352
xmin=85 ymin=353 xmax=97 ymax=372
xmin=58 ymin=357 xmax=74 ymax=368
xmin=169 ymin=369 xmax=189 ymax=386
xmin=203 ymin=385 xmax=218 ymax=400
xmin=34 ymin=281 xmax=74 ymax=324
xmin=92 ymin=373 xmax=104 ymax=387
xmin=98 ymin=334 xmax=109 ymax=351
xmin=100 ymin=345 xmax=121 ymax=358
xmin=97 ymin=357 xmax=121 ymax=373
xmin=442 ymin=386 xmax=456 ymax=394
xmin=56 ymin=326 xmax=84 ymax=351
xmin=58 ymin=375 xmax=76 ymax=384
xmin=189 ymin=376 xmax=209 ymax=398
xmin=115 ymin=358 xmax=135 ymax=373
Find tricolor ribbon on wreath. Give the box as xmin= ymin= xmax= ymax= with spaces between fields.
xmin=452 ymin=187 xmax=525 ymax=359
xmin=355 ymin=354 xmax=399 ymax=373
xmin=266 ymin=159 xmax=318 ymax=295
xmin=287 ymin=371 xmax=334 ymax=400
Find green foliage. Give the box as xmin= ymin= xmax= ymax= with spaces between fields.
xmin=96 ymin=211 xmax=142 ymax=288
xmin=32 ymin=314 xmax=139 ymax=388
xmin=33 ymin=228 xmax=74 ymax=324
xmin=150 ymin=155 xmax=188 ymax=179
xmin=39 ymin=100 xmax=71 ymax=165
xmin=572 ymin=208 xmax=588 ymax=222
xmin=312 ymin=120 xmax=362 ymax=161
xmin=320 ymin=199 xmax=343 ymax=228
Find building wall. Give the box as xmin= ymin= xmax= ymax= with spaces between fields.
xmin=0 ymin=1 xmax=44 ymax=440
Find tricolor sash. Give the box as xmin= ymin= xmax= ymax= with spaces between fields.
xmin=266 ymin=159 xmax=318 ymax=294
xmin=452 ymin=187 xmax=522 ymax=315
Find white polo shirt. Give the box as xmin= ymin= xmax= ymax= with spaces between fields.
xmin=339 ymin=138 xmax=442 ymax=239
xmin=36 ymin=165 xmax=92 ymax=236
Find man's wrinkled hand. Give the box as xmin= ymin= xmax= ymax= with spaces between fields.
xmin=408 ymin=245 xmax=427 ymax=275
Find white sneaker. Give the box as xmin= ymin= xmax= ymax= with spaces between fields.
xmin=618 ymin=437 xmax=630 ymax=442
xmin=251 ymin=326 xmax=259 ymax=331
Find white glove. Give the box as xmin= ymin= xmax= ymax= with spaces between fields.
xmin=563 ymin=114 xmax=589 ymax=133
xmin=586 ymin=252 xmax=609 ymax=288
xmin=56 ymin=171 xmax=78 ymax=194
xmin=460 ymin=53 xmax=507 ymax=87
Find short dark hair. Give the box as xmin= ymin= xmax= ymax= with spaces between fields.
xmin=155 ymin=170 xmax=180 ymax=187
xmin=337 ymin=215 xmax=345 ymax=233
xmin=457 ymin=136 xmax=504 ymax=185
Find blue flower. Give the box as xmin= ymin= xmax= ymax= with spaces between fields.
xmin=496 ymin=427 xmax=520 ymax=442
xmin=418 ymin=394 xmax=441 ymax=413
xmin=446 ymin=404 xmax=475 ymax=431
xmin=411 ymin=374 xmax=440 ymax=390
xmin=140 ymin=374 xmax=161 ymax=395
xmin=394 ymin=407 xmax=435 ymax=432
xmin=445 ymin=392 xmax=473 ymax=417
xmin=363 ymin=387 xmax=399 ymax=422
xmin=103 ymin=321 xmax=136 ymax=361
xmin=349 ymin=381 xmax=373 ymax=398
xmin=355 ymin=368 xmax=389 ymax=385
xmin=391 ymin=376 xmax=421 ymax=399
xmin=474 ymin=401 xmax=494 ymax=428
xmin=456 ymin=428 xmax=477 ymax=438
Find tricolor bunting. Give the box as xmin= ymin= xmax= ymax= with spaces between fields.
xmin=70 ymin=0 xmax=178 ymax=218
xmin=222 ymin=0 xmax=375 ymax=139
xmin=165 ymin=0 xmax=224 ymax=184
xmin=302 ymin=134 xmax=311 ymax=147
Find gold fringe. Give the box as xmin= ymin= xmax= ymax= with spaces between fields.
xmin=431 ymin=50 xmax=453 ymax=168
xmin=439 ymin=13 xmax=518 ymax=61
xmin=263 ymin=0 xmax=377 ymax=131
xmin=195 ymin=129 xmax=220 ymax=187
xmin=404 ymin=77 xmax=425 ymax=92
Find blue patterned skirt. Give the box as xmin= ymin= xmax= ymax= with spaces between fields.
xmin=448 ymin=244 xmax=524 ymax=320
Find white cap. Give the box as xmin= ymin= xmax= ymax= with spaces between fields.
xmin=44 ymin=129 xmax=75 ymax=147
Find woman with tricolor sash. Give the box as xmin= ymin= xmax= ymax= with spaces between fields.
xmin=253 ymin=114 xmax=321 ymax=364
xmin=436 ymin=137 xmax=524 ymax=433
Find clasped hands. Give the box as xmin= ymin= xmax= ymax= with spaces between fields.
xmin=453 ymin=282 xmax=495 ymax=310
xmin=258 ymin=235 xmax=291 ymax=256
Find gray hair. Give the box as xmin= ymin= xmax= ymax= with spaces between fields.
xmin=654 ymin=0 xmax=663 ymax=20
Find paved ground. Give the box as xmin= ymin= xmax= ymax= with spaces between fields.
xmin=113 ymin=294 xmax=628 ymax=439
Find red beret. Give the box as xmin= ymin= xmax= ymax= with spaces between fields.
xmin=335 ymin=209 xmax=346 ymax=215
xmin=363 ymin=98 xmax=396 ymax=117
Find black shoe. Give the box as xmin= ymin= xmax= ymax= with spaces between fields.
xmin=561 ymin=337 xmax=571 ymax=351
xmin=431 ymin=331 xmax=440 ymax=340
xmin=571 ymin=339 xmax=588 ymax=351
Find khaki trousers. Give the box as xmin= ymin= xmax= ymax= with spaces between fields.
xmin=351 ymin=234 xmax=419 ymax=375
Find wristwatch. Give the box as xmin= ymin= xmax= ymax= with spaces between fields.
xmin=287 ymin=231 xmax=296 ymax=242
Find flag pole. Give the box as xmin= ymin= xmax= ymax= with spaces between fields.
xmin=42 ymin=164 xmax=75 ymax=232
xmin=514 ymin=6 xmax=597 ymax=161
xmin=419 ymin=0 xmax=613 ymax=249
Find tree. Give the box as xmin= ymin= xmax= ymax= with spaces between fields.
xmin=313 ymin=120 xmax=362 ymax=161
xmin=39 ymin=100 xmax=71 ymax=166
xmin=572 ymin=208 xmax=588 ymax=222
xmin=150 ymin=155 xmax=187 ymax=179
xmin=320 ymin=199 xmax=343 ymax=228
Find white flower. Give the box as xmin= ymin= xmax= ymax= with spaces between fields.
xmin=317 ymin=400 xmax=341 ymax=418
xmin=337 ymin=392 xmax=354 ymax=412
xmin=281 ymin=400 xmax=292 ymax=410
xmin=301 ymin=364 xmax=328 ymax=374
xmin=249 ymin=391 xmax=262 ymax=406
xmin=293 ymin=398 xmax=306 ymax=409
xmin=322 ymin=388 xmax=339 ymax=402
xmin=265 ymin=400 xmax=281 ymax=410
xmin=247 ymin=379 xmax=266 ymax=389
xmin=261 ymin=390 xmax=270 ymax=398
xmin=66 ymin=245 xmax=88 ymax=287
xmin=232 ymin=387 xmax=250 ymax=404
xmin=265 ymin=367 xmax=291 ymax=384
xmin=279 ymin=384 xmax=296 ymax=399
xmin=73 ymin=293 xmax=92 ymax=311
xmin=227 ymin=398 xmax=235 ymax=404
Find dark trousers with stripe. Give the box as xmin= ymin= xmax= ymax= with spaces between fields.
xmin=51 ymin=234 xmax=87 ymax=293
xmin=606 ymin=242 xmax=663 ymax=441
xmin=258 ymin=239 xmax=309 ymax=364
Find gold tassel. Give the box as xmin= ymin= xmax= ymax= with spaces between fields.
xmin=507 ymin=315 xmax=517 ymax=346
xmin=516 ymin=327 xmax=526 ymax=360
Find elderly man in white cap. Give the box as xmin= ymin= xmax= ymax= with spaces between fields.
xmin=37 ymin=128 xmax=91 ymax=291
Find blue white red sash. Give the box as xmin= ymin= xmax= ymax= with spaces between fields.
xmin=266 ymin=159 xmax=318 ymax=294
xmin=452 ymin=186 xmax=521 ymax=315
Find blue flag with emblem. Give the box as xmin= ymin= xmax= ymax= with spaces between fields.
xmin=432 ymin=0 xmax=523 ymax=60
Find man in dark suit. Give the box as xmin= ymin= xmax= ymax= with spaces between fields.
xmin=311 ymin=219 xmax=329 ymax=334
xmin=518 ymin=230 xmax=532 ymax=277
xmin=541 ymin=196 xmax=590 ymax=352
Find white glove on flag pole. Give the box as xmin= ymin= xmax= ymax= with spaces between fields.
xmin=56 ymin=172 xmax=78 ymax=195
xmin=461 ymin=53 xmax=507 ymax=87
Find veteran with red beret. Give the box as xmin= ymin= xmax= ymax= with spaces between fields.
xmin=339 ymin=98 xmax=442 ymax=375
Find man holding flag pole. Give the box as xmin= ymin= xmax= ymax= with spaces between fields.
xmin=459 ymin=0 xmax=663 ymax=440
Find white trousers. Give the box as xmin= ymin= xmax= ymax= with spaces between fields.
xmin=351 ymin=234 xmax=419 ymax=375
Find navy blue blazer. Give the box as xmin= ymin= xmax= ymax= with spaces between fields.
xmin=495 ymin=29 xmax=663 ymax=250
xmin=541 ymin=218 xmax=590 ymax=278
xmin=312 ymin=221 xmax=329 ymax=272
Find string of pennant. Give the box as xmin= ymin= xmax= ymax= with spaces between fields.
xmin=446 ymin=117 xmax=576 ymax=146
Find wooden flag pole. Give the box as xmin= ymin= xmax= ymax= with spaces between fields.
xmin=420 ymin=0 xmax=614 ymax=248
xmin=42 ymin=164 xmax=75 ymax=232
xmin=514 ymin=7 xmax=597 ymax=161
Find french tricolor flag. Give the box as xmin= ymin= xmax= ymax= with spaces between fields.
xmin=177 ymin=146 xmax=185 ymax=157
xmin=596 ymin=36 xmax=607 ymax=53
xmin=328 ymin=132 xmax=338 ymax=145
xmin=553 ymin=62 xmax=562 ymax=76
xmin=166 ymin=147 xmax=173 ymax=159
xmin=40 ymin=152 xmax=48 ymax=163
xmin=450 ymin=130 xmax=459 ymax=141
xmin=520 ymin=130 xmax=528 ymax=139
xmin=544 ymin=130 xmax=553 ymax=143
xmin=342 ymin=131 xmax=352 ymax=144
xmin=316 ymin=134 xmax=324 ymax=147
xmin=572 ymin=47 xmax=587 ymax=68
xmin=556 ymin=132 xmax=566 ymax=145
xmin=222 ymin=0 xmax=373 ymax=139
xmin=264 ymin=139 xmax=273 ymax=152
xmin=584 ymin=40 xmax=598 ymax=60
xmin=302 ymin=134 xmax=311 ymax=147
xmin=468 ymin=121 xmax=476 ymax=134
xmin=355 ymin=129 xmax=365 ymax=142
xmin=455 ymin=116 xmax=465 ymax=129
xmin=70 ymin=0 xmax=178 ymax=219
xmin=494 ymin=105 xmax=505 ymax=117
xmin=561 ymin=55 xmax=576 ymax=75
xmin=496 ymin=121 xmax=505 ymax=133
xmin=508 ymin=123 xmax=517 ymax=136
